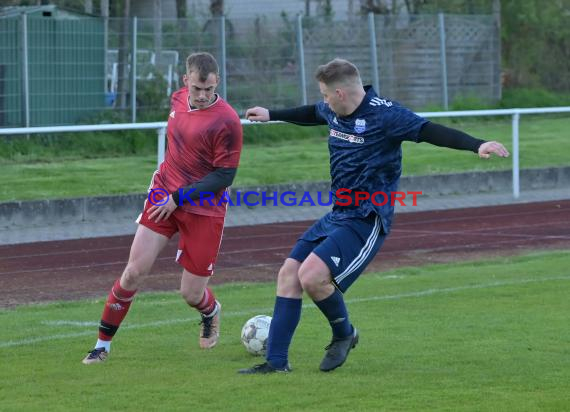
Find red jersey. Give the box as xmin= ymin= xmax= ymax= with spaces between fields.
xmin=151 ymin=87 xmax=243 ymax=217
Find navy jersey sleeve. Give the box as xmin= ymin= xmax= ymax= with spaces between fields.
xmin=383 ymin=105 xmax=429 ymax=143
xmin=418 ymin=122 xmax=486 ymax=153
xmin=269 ymin=105 xmax=327 ymax=126
xmin=315 ymin=101 xmax=331 ymax=124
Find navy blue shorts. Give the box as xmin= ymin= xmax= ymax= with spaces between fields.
xmin=289 ymin=212 xmax=386 ymax=293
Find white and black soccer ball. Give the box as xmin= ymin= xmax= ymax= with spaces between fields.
xmin=240 ymin=315 xmax=271 ymax=356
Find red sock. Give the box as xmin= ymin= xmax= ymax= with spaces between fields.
xmin=98 ymin=278 xmax=137 ymax=341
xmin=190 ymin=287 xmax=217 ymax=316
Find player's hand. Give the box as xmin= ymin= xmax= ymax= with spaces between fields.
xmin=245 ymin=106 xmax=270 ymax=122
xmin=478 ymin=141 xmax=510 ymax=159
xmin=147 ymin=195 xmax=177 ymax=223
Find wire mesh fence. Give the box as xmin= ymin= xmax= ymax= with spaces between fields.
xmin=0 ymin=9 xmax=499 ymax=127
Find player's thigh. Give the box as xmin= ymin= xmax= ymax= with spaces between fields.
xmin=137 ymin=197 xmax=178 ymax=240
xmin=285 ymin=215 xmax=331 ymax=294
xmin=312 ymin=214 xmax=385 ymax=293
xmin=126 ymin=224 xmax=170 ymax=275
xmin=288 ymin=213 xmax=331 ymax=266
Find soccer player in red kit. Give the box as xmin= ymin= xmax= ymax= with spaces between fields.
xmin=83 ymin=52 xmax=243 ymax=364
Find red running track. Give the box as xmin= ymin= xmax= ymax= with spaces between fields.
xmin=1 ymin=200 xmax=569 ymax=307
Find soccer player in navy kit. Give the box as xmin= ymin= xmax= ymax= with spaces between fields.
xmin=239 ymin=58 xmax=509 ymax=374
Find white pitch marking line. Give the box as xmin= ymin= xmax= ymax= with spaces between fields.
xmin=41 ymin=321 xmax=99 ymax=327
xmin=1 ymin=275 xmax=569 ymax=349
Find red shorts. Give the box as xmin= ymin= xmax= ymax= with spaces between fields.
xmin=137 ymin=202 xmax=225 ymax=277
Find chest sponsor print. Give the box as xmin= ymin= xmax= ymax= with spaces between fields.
xmin=330 ymin=129 xmax=364 ymax=144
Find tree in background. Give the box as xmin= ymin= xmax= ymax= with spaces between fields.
xmin=175 ymin=0 xmax=187 ymax=28
xmin=203 ymin=0 xmax=234 ymax=41
xmin=210 ymin=0 xmax=223 ymax=16
xmin=175 ymin=0 xmax=188 ymax=47
xmin=501 ymin=0 xmax=569 ymax=92
xmin=317 ymin=0 xmax=334 ymax=21
xmin=153 ymin=0 xmax=162 ymax=56
xmin=359 ymin=0 xmax=390 ymax=14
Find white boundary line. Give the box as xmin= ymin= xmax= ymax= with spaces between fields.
xmin=41 ymin=321 xmax=99 ymax=327
xmin=1 ymin=275 xmax=569 ymax=349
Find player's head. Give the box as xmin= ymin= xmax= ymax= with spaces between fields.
xmin=184 ymin=52 xmax=219 ymax=109
xmin=315 ymin=58 xmax=364 ymax=116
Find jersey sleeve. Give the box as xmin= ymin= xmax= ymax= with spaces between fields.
xmin=170 ymin=87 xmax=189 ymax=111
xmin=383 ymin=105 xmax=429 ymax=143
xmin=314 ymin=101 xmax=331 ymax=124
xmin=212 ymin=116 xmax=243 ymax=168
xmin=269 ymin=105 xmax=327 ymax=126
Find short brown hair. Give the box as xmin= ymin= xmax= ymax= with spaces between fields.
xmin=315 ymin=58 xmax=360 ymax=85
xmin=315 ymin=58 xmax=361 ymax=86
xmin=186 ymin=52 xmax=219 ymax=81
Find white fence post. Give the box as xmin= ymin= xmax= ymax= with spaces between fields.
xmin=131 ymin=16 xmax=138 ymax=123
xmin=368 ymin=12 xmax=380 ymax=93
xmin=21 ymin=13 xmax=30 ymax=128
xmin=512 ymin=112 xmax=520 ymax=199
xmin=219 ymin=16 xmax=227 ymax=100
xmin=157 ymin=127 xmax=166 ymax=167
xmin=296 ymin=14 xmax=307 ymax=105
xmin=438 ymin=13 xmax=449 ymax=110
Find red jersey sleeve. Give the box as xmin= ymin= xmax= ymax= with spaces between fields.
xmin=212 ymin=116 xmax=243 ymax=168
xmin=170 ymin=87 xmax=189 ymax=111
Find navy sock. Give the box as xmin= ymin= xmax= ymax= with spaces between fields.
xmin=266 ymin=296 xmax=302 ymax=369
xmin=314 ymin=288 xmax=352 ymax=338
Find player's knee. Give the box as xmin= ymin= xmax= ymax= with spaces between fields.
xmin=278 ymin=261 xmax=298 ymax=281
xmin=276 ymin=260 xmax=303 ymax=296
xmin=180 ymin=287 xmax=202 ymax=306
xmin=121 ymin=264 xmax=146 ymax=289
xmin=298 ymin=267 xmax=326 ymax=294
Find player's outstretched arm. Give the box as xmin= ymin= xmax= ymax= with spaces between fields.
xmin=245 ymin=107 xmax=270 ymax=122
xmin=478 ymin=141 xmax=510 ymax=159
xmin=418 ymin=122 xmax=509 ymax=158
xmin=248 ymin=105 xmax=327 ymax=126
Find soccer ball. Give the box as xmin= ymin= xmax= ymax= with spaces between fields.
xmin=241 ymin=315 xmax=271 ymax=356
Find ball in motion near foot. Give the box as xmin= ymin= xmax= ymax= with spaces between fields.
xmin=241 ymin=315 xmax=271 ymax=356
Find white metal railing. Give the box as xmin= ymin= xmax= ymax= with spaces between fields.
xmin=1 ymin=107 xmax=570 ymax=199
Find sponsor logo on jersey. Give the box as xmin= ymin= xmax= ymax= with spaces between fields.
xmin=369 ymin=97 xmax=393 ymax=107
xmin=354 ymin=118 xmax=366 ymax=133
xmin=333 ymin=116 xmax=338 ymax=125
xmin=330 ymin=129 xmax=364 ymax=144
xmin=169 ymin=111 xmax=176 ymax=118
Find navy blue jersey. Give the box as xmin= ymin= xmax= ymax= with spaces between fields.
xmin=315 ymin=86 xmax=428 ymax=233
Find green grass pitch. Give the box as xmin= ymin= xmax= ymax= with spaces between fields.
xmin=1 ymin=250 xmax=569 ymax=411
xmin=1 ymin=116 xmax=569 ymax=201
